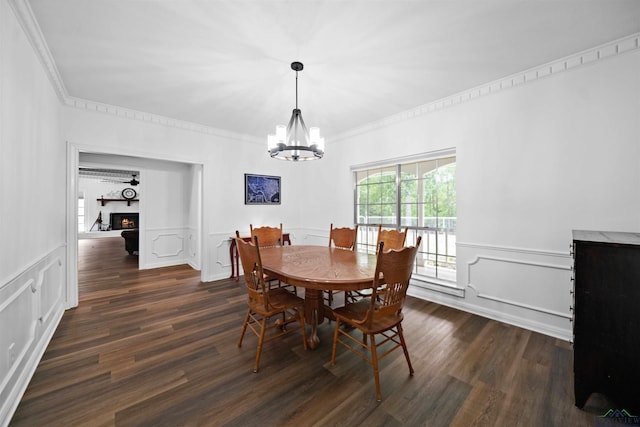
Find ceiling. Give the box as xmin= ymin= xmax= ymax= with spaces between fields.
xmin=26 ymin=0 xmax=640 ymax=140
xmin=79 ymin=168 xmax=140 ymax=184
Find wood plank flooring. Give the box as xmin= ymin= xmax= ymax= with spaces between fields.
xmin=10 ymin=237 xmax=612 ymax=426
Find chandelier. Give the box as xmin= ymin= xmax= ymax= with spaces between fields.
xmin=268 ymin=62 xmax=324 ymax=161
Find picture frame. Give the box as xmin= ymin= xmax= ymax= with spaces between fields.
xmin=244 ymin=173 xmax=281 ymax=205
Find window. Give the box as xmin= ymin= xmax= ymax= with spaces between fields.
xmin=78 ymin=194 xmax=85 ymax=233
xmin=354 ymin=154 xmax=456 ymax=283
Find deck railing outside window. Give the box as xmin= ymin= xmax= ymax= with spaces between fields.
xmin=354 ymin=155 xmax=456 ymax=283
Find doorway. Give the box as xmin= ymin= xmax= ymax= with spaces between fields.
xmin=66 ymin=144 xmax=205 ymax=309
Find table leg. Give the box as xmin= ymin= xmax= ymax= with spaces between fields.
xmin=229 ymin=238 xmax=240 ymax=281
xmin=229 ymin=239 xmax=235 ymax=279
xmin=304 ymin=289 xmax=323 ymax=350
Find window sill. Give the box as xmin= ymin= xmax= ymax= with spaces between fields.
xmin=410 ymin=275 xmax=464 ymax=298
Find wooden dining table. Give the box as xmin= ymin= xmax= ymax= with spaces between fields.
xmin=259 ymin=245 xmax=377 ymax=349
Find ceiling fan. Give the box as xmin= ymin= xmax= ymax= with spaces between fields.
xmin=122 ymin=173 xmax=139 ymax=186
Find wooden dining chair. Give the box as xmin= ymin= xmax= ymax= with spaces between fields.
xmin=330 ymin=236 xmax=422 ymax=401
xmin=329 ymin=223 xmax=358 ymax=250
xmin=250 ymin=223 xmax=283 ymax=248
xmin=235 ymin=235 xmax=307 ymax=373
xmin=326 ymin=223 xmax=359 ymax=306
xmin=351 ymin=225 xmax=410 ymax=301
xmin=376 ymin=225 xmax=408 ymax=252
xmin=248 ymin=224 xmax=296 ymax=293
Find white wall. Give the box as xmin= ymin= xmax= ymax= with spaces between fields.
xmin=300 ymin=44 xmax=640 ymax=340
xmin=0 ymin=0 xmax=66 ymax=424
xmin=2 ymin=0 xmax=639 ymax=422
xmin=64 ymin=106 xmax=305 ymax=280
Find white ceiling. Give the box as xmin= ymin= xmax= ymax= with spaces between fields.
xmin=27 ymin=0 xmax=640 ymax=140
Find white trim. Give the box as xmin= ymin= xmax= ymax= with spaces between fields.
xmin=66 ymin=143 xmax=79 ymax=308
xmin=11 ymin=0 xmax=639 ymax=145
xmin=407 ymin=285 xmax=571 ymax=341
xmin=333 ymin=32 xmax=640 ymax=142
xmin=457 ymin=241 xmax=570 ymax=259
xmin=467 ymin=254 xmax=571 ymax=272
xmin=64 ymin=97 xmax=262 ymax=143
xmin=7 ymin=0 xmax=67 ymax=102
xmin=66 ymin=142 xmax=206 ymax=307
xmin=151 ymin=234 xmax=185 ymax=258
xmin=350 ymin=147 xmax=456 ymax=171
xmin=410 ymin=277 xmax=465 ymax=298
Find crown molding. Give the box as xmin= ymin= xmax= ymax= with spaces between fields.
xmin=63 ymin=97 xmax=263 ymax=144
xmin=10 ymin=0 xmax=639 ymax=145
xmin=8 ymin=0 xmax=68 ymax=101
xmin=8 ymin=0 xmax=263 ymax=144
xmin=331 ymin=32 xmax=640 ymax=143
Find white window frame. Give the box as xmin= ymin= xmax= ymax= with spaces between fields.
xmin=351 ymin=148 xmax=458 ymax=288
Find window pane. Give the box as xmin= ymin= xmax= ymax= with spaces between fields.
xmin=400 ymin=203 xmax=417 ymax=227
xmin=400 ymin=180 xmax=417 ymax=203
xmin=380 ymin=166 xmax=396 ymax=182
xmin=380 ymin=182 xmax=396 ymax=204
xmin=354 ymin=155 xmax=456 ymax=282
xmin=400 ymin=162 xmax=417 ymax=177
xmin=356 ymin=184 xmax=368 ymax=205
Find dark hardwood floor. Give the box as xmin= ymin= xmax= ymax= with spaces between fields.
xmin=10 ymin=237 xmax=610 ymax=426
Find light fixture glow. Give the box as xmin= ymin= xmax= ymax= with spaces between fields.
xmin=267 ymin=62 xmax=324 ymax=161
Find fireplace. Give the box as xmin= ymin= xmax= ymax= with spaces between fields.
xmin=110 ymin=212 xmax=139 ymax=230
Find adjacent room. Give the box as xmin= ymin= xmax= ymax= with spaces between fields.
xmin=2 ymin=0 xmax=640 ymax=425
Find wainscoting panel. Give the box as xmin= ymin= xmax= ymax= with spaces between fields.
xmin=143 ymin=228 xmax=187 ymax=269
xmin=204 ymin=233 xmax=235 ymax=282
xmin=466 ymin=254 xmax=571 ymax=319
xmin=409 ymin=242 xmax=574 ymax=341
xmin=186 ymin=228 xmax=199 ymax=270
xmin=0 ymin=245 xmax=66 ymax=426
xmin=204 ymin=229 xmax=312 ymax=282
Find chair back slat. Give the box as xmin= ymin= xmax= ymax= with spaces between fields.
xmin=235 ymin=235 xmax=269 ymax=310
xmin=329 ymin=223 xmax=358 ymax=250
xmin=250 ymin=223 xmax=283 ymax=248
xmin=368 ymin=237 xmax=422 ymax=324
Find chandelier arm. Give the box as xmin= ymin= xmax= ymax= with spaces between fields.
xmin=296 ymin=111 xmax=311 ymax=145
xmin=285 ymin=110 xmax=297 ymax=137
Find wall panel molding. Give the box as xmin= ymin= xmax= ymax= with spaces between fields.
xmin=151 ymin=234 xmax=184 ymax=258
xmin=142 ymin=229 xmax=188 ymax=269
xmin=457 ymin=241 xmax=569 ymax=259
xmin=0 ymin=246 xmax=66 ymax=426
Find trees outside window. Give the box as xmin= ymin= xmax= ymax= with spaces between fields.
xmin=355 ymin=156 xmax=456 ymax=282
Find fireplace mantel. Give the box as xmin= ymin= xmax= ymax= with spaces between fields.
xmin=97 ymin=197 xmax=139 ymax=206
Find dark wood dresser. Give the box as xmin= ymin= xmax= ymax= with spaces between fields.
xmin=572 ymin=230 xmax=640 ymax=411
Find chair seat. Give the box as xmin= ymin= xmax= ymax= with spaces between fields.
xmin=248 ymin=289 xmax=304 ymax=316
xmin=333 ymin=299 xmax=404 ymax=334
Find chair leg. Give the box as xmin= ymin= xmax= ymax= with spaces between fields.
xmin=330 ymin=318 xmax=341 ymax=365
xmin=237 ymin=309 xmax=251 ymax=347
xmin=370 ymin=334 xmax=382 ymax=402
xmin=397 ymin=323 xmax=414 ymax=375
xmin=253 ymin=316 xmax=268 ymax=373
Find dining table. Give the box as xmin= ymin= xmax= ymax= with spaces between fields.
xmin=259 ymin=245 xmax=378 ymax=349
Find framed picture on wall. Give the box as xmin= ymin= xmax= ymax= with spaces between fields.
xmin=244 ymin=173 xmax=281 ymax=205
